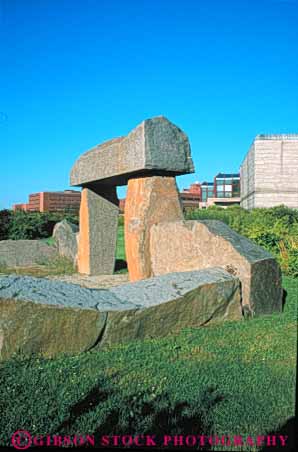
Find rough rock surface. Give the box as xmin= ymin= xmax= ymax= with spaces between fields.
xmin=0 ymin=299 xmax=106 ymax=360
xmin=102 ymin=267 xmax=241 ymax=346
xmin=48 ymin=273 xmax=129 ymax=289
xmin=150 ymin=220 xmax=283 ymax=315
xmin=0 ymin=240 xmax=58 ymax=268
xmin=77 ymin=188 xmax=119 ymax=275
xmin=0 ymin=275 xmax=140 ymax=310
xmin=125 ymin=176 xmax=183 ymax=281
xmin=0 ymin=268 xmax=241 ymax=359
xmin=53 ymin=220 xmax=79 ymax=264
xmin=70 ymin=116 xmax=194 ymax=187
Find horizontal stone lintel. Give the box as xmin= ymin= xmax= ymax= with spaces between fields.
xmin=77 ymin=168 xmax=193 ymax=189
xmin=70 ymin=116 xmax=194 ymax=187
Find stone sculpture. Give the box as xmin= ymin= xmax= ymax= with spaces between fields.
xmin=70 ymin=116 xmax=194 ymax=276
xmin=69 ymin=115 xmax=282 ymax=319
xmin=0 ymin=116 xmax=284 ymax=360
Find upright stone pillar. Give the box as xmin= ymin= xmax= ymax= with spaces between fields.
xmin=77 ymin=187 xmax=119 ymax=275
xmin=125 ymin=176 xmax=183 ymax=282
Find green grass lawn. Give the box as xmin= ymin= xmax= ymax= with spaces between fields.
xmin=0 ymin=276 xmax=296 ymax=450
xmin=116 ymin=224 xmax=126 ymax=262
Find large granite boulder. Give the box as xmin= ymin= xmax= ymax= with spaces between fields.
xmin=53 ymin=220 xmax=79 ymax=264
xmin=0 ymin=240 xmax=58 ymax=268
xmin=70 ymin=116 xmax=194 ymax=188
xmin=0 ymin=268 xmax=241 ymax=359
xmin=150 ymin=220 xmax=283 ymax=316
xmin=125 ymin=176 xmax=183 ymax=281
xmin=102 ymin=267 xmax=241 ymax=346
xmin=0 ymin=298 xmax=106 ymax=360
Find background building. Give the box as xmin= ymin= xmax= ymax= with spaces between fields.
xmin=200 ymin=182 xmax=215 ymax=202
xmin=199 ymin=174 xmax=240 ymax=208
xmin=14 ymin=172 xmax=241 ymax=214
xmin=180 ymin=182 xmax=201 ymax=210
xmin=214 ymin=173 xmax=240 ymax=198
xmin=13 ymin=203 xmax=29 ymax=211
xmin=240 ymin=135 xmax=298 ymax=209
xmin=205 ymin=173 xmax=241 ymax=208
xmin=13 ymin=190 xmax=81 ymax=212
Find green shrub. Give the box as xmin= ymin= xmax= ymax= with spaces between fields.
xmin=118 ymin=214 xmax=124 ymax=226
xmin=0 ymin=209 xmax=13 ymax=240
xmin=2 ymin=210 xmax=79 ymax=240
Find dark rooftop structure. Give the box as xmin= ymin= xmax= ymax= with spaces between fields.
xmin=215 ymin=173 xmax=240 ymax=178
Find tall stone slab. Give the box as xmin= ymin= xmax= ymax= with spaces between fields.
xmin=125 ymin=176 xmax=183 ymax=281
xmin=150 ymin=220 xmax=283 ymax=316
xmin=78 ymin=188 xmax=119 ymax=275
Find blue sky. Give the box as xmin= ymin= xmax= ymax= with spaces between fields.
xmin=0 ymin=0 xmax=297 ymax=209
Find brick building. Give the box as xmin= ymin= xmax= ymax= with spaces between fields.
xmin=12 ymin=190 xmax=81 ymax=212
xmin=240 ymin=135 xmax=298 ymax=209
xmin=13 ymin=203 xmax=29 ymax=211
xmin=180 ymin=182 xmax=201 ymax=209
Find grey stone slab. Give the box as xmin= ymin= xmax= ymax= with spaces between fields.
xmin=70 ymin=116 xmax=194 ymax=187
xmin=77 ymin=188 xmax=119 ymax=275
xmin=0 ymin=267 xmax=238 ymax=312
xmin=0 ymin=275 xmax=139 ymax=311
xmin=110 ymin=267 xmax=236 ymax=308
xmin=0 ymin=295 xmax=108 ymax=360
xmin=100 ymin=267 xmax=241 ymax=346
xmin=0 ymin=268 xmax=241 ymax=358
xmin=0 ymin=240 xmax=58 ymax=267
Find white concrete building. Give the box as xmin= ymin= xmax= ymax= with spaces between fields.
xmin=240 ymin=134 xmax=298 ymax=209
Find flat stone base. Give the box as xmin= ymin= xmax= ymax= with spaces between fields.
xmin=0 ymin=268 xmax=241 ymax=359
